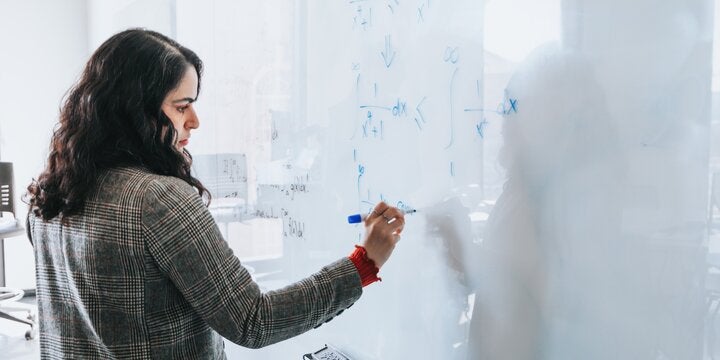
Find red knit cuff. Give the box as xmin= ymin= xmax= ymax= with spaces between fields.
xmin=348 ymin=245 xmax=381 ymax=287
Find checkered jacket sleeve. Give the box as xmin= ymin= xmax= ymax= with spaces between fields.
xmin=141 ymin=175 xmax=363 ymax=348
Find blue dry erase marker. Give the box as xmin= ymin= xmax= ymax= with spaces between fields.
xmin=347 ymin=209 xmax=417 ymax=224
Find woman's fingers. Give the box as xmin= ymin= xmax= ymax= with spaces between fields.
xmin=362 ymin=202 xmax=407 ymax=268
xmin=366 ymin=201 xmax=390 ymax=223
xmin=373 ymin=207 xmax=405 ymax=234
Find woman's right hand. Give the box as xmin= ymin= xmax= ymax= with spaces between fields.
xmin=362 ymin=202 xmax=405 ymax=269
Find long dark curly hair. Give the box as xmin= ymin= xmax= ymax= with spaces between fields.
xmin=27 ymin=29 xmax=210 ymax=222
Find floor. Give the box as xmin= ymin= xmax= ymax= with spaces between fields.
xmin=0 ymin=296 xmax=38 ymax=360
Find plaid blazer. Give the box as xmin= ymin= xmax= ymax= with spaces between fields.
xmin=29 ymin=167 xmax=362 ymax=359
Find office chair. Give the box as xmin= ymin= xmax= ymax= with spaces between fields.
xmin=0 ymin=162 xmax=36 ymax=340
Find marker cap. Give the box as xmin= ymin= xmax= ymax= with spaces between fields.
xmin=347 ymin=214 xmax=364 ymax=224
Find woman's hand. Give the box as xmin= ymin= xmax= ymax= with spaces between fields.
xmin=362 ymin=202 xmax=405 ymax=269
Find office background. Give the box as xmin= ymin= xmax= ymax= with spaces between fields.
xmin=1 ymin=0 xmax=720 ymax=359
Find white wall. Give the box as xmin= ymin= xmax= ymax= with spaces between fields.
xmin=0 ymin=0 xmax=88 ymax=289
xmin=0 ymin=0 xmax=176 ymax=290
xmin=87 ymin=0 xmax=175 ymax=51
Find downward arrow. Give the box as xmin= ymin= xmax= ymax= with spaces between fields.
xmin=381 ymin=35 xmax=396 ymax=68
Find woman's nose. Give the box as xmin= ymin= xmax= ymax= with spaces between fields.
xmin=186 ymin=106 xmax=200 ymax=129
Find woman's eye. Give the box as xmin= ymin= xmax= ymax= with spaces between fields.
xmin=177 ymin=106 xmax=188 ymax=113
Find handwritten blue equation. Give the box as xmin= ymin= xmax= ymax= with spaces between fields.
xmin=349 ymin=0 xmax=433 ymax=30
xmin=358 ymin=96 xmax=428 ymax=137
xmin=464 ymin=97 xmax=519 ymax=116
xmin=465 ymin=97 xmax=518 ymax=139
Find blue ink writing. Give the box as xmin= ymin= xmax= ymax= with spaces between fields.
xmin=381 ymin=34 xmax=396 ymax=68
xmin=476 ymin=118 xmax=488 ymax=138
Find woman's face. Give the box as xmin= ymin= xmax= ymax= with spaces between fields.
xmin=161 ymin=66 xmax=200 ymax=151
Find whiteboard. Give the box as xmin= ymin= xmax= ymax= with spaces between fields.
xmin=177 ymin=0 xmax=716 ymax=358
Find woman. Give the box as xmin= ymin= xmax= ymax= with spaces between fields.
xmin=26 ymin=29 xmax=405 ymax=359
